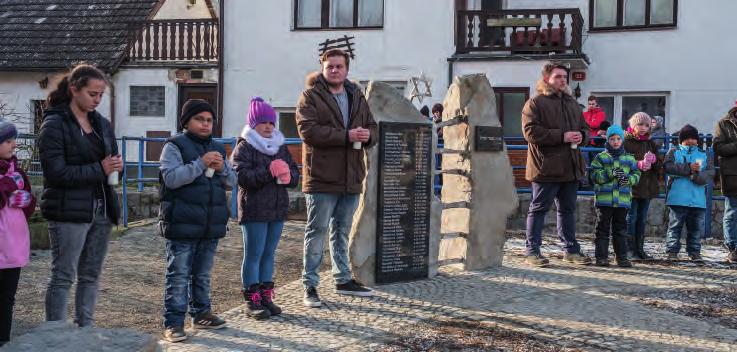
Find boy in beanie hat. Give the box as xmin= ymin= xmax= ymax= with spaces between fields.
xmin=232 ymin=97 xmax=299 ymax=319
xmin=590 ymin=125 xmax=640 ymax=267
xmin=624 ymin=112 xmax=659 ymax=260
xmin=714 ymin=104 xmax=737 ymax=262
xmin=159 ymin=99 xmax=236 ymax=342
xmin=0 ymin=118 xmax=36 ymax=346
xmin=663 ymin=124 xmax=714 ymax=261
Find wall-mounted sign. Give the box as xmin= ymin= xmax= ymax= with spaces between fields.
xmin=475 ymin=126 xmax=504 ymax=152
xmin=572 ymin=71 xmax=586 ymax=81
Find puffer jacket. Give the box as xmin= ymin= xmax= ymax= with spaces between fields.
xmin=713 ymin=108 xmax=737 ymax=196
xmin=664 ymin=145 xmax=715 ymax=209
xmin=231 ymin=131 xmax=299 ymax=223
xmin=38 ymin=104 xmax=120 ymax=224
xmin=590 ymin=148 xmax=641 ymax=208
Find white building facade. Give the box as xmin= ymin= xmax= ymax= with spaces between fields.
xmin=223 ymin=0 xmax=737 ymax=138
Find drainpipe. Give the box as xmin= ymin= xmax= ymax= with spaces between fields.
xmin=217 ymin=0 xmax=224 ymax=137
xmin=108 ymin=73 xmax=116 ymax=132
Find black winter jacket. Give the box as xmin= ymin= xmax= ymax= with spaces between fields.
xmin=38 ymin=105 xmax=120 ymax=224
xmin=231 ymin=138 xmax=299 ymax=223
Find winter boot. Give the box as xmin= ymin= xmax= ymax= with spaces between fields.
xmin=260 ymin=282 xmax=282 ymax=316
xmin=635 ymin=233 xmax=653 ymax=260
xmin=243 ymin=284 xmax=270 ymax=320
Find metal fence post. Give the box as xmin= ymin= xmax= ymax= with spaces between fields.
xmin=121 ymin=137 xmax=129 ymax=227
xmin=137 ymin=139 xmax=144 ymax=192
xmin=230 ymin=138 xmax=238 ymax=219
xmin=704 ymin=135 xmax=714 ymax=238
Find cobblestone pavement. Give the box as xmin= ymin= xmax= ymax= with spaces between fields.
xmin=161 ymin=242 xmax=737 ymax=352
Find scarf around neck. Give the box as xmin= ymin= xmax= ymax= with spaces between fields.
xmin=605 ymin=142 xmax=625 ymax=157
xmin=242 ymin=126 xmax=285 ymax=156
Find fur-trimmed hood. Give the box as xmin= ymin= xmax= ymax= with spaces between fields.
xmin=535 ymin=79 xmax=573 ymax=97
xmin=304 ymin=71 xmax=360 ymax=94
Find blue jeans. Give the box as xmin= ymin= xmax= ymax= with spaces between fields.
xmin=45 ymin=199 xmax=111 ymax=327
xmin=302 ymin=193 xmax=359 ymax=288
xmin=665 ymin=206 xmax=704 ymax=255
xmin=723 ymin=196 xmax=737 ymax=250
xmin=627 ymin=198 xmax=651 ymax=237
xmin=241 ymin=222 xmax=284 ymax=288
xmin=163 ymin=238 xmax=219 ymax=328
xmin=525 ymin=181 xmax=581 ymax=255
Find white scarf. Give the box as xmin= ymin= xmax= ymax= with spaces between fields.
xmin=241 ymin=126 xmax=285 ymax=156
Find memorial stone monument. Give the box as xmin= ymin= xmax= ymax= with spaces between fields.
xmin=439 ymin=74 xmax=518 ymax=270
xmin=349 ymin=81 xmax=442 ymax=285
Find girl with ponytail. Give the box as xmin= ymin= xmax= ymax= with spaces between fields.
xmin=38 ymin=63 xmax=123 ymax=327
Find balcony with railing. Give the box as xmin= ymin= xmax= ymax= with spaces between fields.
xmin=455 ymin=8 xmax=585 ymax=60
xmin=126 ymin=19 xmax=219 ymax=65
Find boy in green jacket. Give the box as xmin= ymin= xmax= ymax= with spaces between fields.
xmin=590 ymin=125 xmax=641 ymax=267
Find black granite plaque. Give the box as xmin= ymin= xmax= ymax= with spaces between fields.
xmin=475 ymin=126 xmax=504 ymax=151
xmin=376 ymin=122 xmax=433 ymax=284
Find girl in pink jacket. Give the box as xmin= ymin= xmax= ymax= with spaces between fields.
xmin=0 ymin=119 xmax=36 ymax=347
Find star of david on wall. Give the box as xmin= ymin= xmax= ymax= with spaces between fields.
xmin=409 ymin=72 xmax=432 ymax=103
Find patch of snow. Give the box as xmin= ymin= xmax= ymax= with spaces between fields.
xmin=34 ymin=17 xmax=46 ymax=24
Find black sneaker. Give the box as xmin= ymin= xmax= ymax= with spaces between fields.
xmin=688 ymin=253 xmax=703 ymax=262
xmin=564 ymin=252 xmax=592 ymax=265
xmin=335 ymin=279 xmax=374 ymax=297
xmin=163 ymin=326 xmax=187 ymax=343
xmin=728 ymin=248 xmax=737 ymax=263
xmin=595 ymin=258 xmax=610 ymax=267
xmin=303 ymin=287 xmax=322 ymax=308
xmin=192 ymin=311 xmax=227 ymax=329
xmin=616 ymin=258 xmax=633 ymax=268
xmin=525 ymin=253 xmax=550 ymax=267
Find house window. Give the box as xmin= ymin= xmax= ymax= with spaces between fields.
xmin=590 ymin=0 xmax=676 ymax=30
xmin=294 ymin=0 xmax=383 ymax=30
xmin=592 ymin=93 xmax=667 ymax=130
xmin=277 ymin=109 xmax=300 ymax=139
xmin=130 ymin=86 xmax=165 ymax=117
xmin=494 ymin=87 xmax=529 ymax=137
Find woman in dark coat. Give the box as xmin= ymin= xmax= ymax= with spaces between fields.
xmin=38 ymin=64 xmax=123 ymax=327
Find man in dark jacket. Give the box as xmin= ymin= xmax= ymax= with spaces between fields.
xmin=158 ymin=99 xmax=236 ymax=342
xmin=713 ymin=103 xmax=737 ymax=262
xmin=521 ymin=62 xmax=591 ymax=267
xmin=296 ymin=49 xmax=378 ymax=307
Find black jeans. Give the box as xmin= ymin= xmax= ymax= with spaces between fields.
xmin=594 ymin=207 xmax=628 ymax=260
xmin=0 ymin=267 xmax=21 ymax=342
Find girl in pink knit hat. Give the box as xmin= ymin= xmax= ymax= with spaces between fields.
xmin=0 ymin=118 xmax=36 ymax=347
xmin=624 ymin=112 xmax=659 ymax=260
xmin=231 ymin=97 xmax=299 ymax=320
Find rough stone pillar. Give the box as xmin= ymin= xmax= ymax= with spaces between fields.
xmin=348 ymin=81 xmax=442 ymax=285
xmin=439 ymin=74 xmax=518 ymax=270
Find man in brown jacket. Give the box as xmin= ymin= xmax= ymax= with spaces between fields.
xmin=522 ymin=62 xmax=592 ymax=267
xmin=296 ymin=49 xmax=378 ymax=307
xmin=713 ymin=103 xmax=737 ymax=262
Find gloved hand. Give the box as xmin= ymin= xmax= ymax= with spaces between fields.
xmin=8 ymin=190 xmax=32 ymax=208
xmin=278 ymin=172 xmax=291 ymax=185
xmin=618 ymin=176 xmax=629 ymax=188
xmin=8 ymin=172 xmax=24 ymax=190
xmin=613 ymin=168 xmax=625 ymax=179
xmin=269 ymin=159 xmax=290 ymax=179
xmin=637 ymin=160 xmax=651 ymax=171
xmin=644 ymin=151 xmax=657 ymax=164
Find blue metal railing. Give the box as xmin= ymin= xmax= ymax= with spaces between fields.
xmin=119 ymin=134 xmax=723 ymax=237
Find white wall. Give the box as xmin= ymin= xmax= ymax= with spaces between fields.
xmin=0 ymin=71 xmax=111 ymax=134
xmin=113 ymin=68 xmax=180 ymax=161
xmin=154 ymin=0 xmax=213 ymax=19
xmin=576 ymin=0 xmax=737 ymax=133
xmin=222 ymin=0 xmax=455 ymax=136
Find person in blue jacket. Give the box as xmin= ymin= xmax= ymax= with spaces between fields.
xmin=663 ymin=124 xmax=714 ymax=261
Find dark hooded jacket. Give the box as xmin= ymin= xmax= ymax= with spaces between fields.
xmin=521 ymin=80 xmax=588 ymax=183
xmin=295 ymin=72 xmax=378 ymax=194
xmin=713 ymin=107 xmax=737 ymax=196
